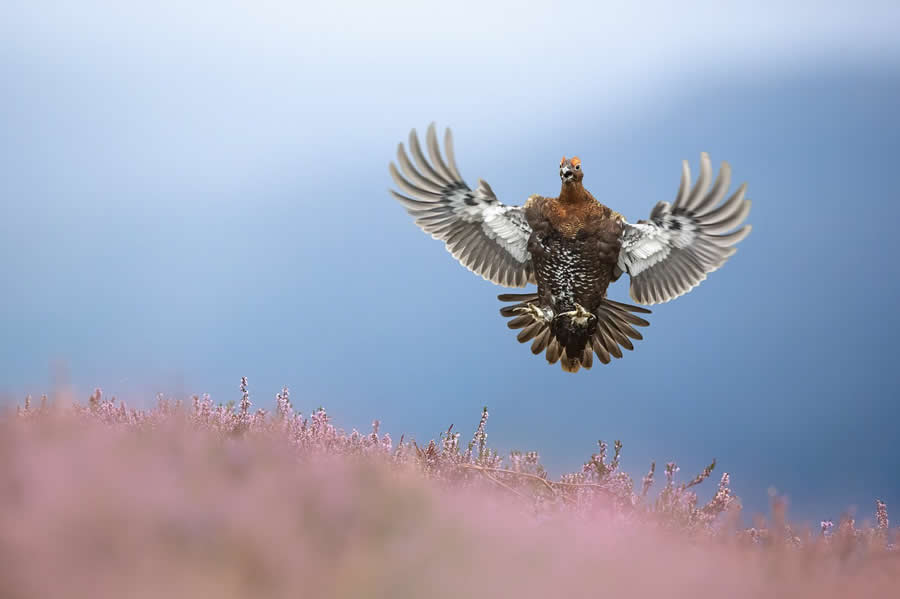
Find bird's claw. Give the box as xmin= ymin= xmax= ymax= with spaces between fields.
xmin=559 ymin=303 xmax=594 ymax=325
xmin=514 ymin=303 xmax=553 ymax=324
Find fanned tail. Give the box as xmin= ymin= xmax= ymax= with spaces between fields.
xmin=498 ymin=294 xmax=651 ymax=373
xmin=588 ymin=299 xmax=652 ymax=367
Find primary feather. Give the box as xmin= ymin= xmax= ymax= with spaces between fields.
xmin=617 ymin=153 xmax=752 ymax=305
xmin=389 ymin=124 xmax=534 ymax=288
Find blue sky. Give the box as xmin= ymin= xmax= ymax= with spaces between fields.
xmin=2 ymin=1 xmax=899 ymax=521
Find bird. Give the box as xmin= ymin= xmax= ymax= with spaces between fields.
xmin=388 ymin=124 xmax=752 ymax=373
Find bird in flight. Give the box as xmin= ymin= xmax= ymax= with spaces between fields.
xmin=389 ymin=124 xmax=752 ymax=373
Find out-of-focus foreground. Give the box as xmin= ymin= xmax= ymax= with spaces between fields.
xmin=1 ymin=383 xmax=897 ymax=599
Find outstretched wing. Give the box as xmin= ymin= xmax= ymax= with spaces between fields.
xmin=389 ymin=124 xmax=535 ymax=288
xmin=617 ymin=153 xmax=752 ymax=305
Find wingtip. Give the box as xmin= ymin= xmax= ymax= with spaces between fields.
xmin=443 ymin=126 xmax=454 ymax=148
xmin=426 ymin=123 xmax=438 ymax=146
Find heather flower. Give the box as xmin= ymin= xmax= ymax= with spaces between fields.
xmin=237 ymin=376 xmax=252 ymax=430
xmin=641 ymin=462 xmax=656 ymax=498
xmin=701 ymin=473 xmax=736 ymax=521
xmin=465 ymin=406 xmax=490 ymax=464
xmin=6 ymin=382 xmax=896 ymax=569
xmin=276 ymin=387 xmax=292 ymax=421
xmin=683 ymin=460 xmax=716 ymax=490
xmin=877 ymin=500 xmax=889 ymax=531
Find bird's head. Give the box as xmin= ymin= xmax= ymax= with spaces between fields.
xmin=559 ymin=156 xmax=584 ymax=185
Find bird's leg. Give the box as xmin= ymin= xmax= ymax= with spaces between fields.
xmin=514 ymin=303 xmax=553 ymax=324
xmin=558 ymin=303 xmax=594 ymax=325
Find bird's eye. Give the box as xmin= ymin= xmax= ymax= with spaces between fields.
xmin=575 ymin=164 xmax=581 ymax=170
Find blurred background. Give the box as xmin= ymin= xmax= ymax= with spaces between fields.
xmin=2 ymin=0 xmax=899 ymax=521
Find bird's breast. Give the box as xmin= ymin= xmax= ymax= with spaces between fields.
xmin=531 ymin=232 xmax=616 ymax=313
xmin=546 ymin=202 xmax=591 ymax=238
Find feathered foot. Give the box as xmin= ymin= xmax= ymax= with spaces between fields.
xmin=557 ymin=303 xmax=593 ymax=326
xmin=513 ymin=303 xmax=554 ymax=324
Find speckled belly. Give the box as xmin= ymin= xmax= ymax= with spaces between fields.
xmin=529 ymin=231 xmax=613 ymax=313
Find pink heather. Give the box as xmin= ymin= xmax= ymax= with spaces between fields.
xmin=1 ymin=378 xmax=897 ymax=598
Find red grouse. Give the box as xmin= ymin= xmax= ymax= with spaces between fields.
xmin=389 ymin=124 xmax=752 ymax=372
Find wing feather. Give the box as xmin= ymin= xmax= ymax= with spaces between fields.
xmin=682 ymin=152 xmax=712 ymax=212
xmin=426 ymin=123 xmax=456 ymax=184
xmin=443 ymin=128 xmax=464 ymax=182
xmin=389 ymin=124 xmax=535 ymax=287
xmin=692 ymin=161 xmax=731 ymax=215
xmin=389 ymin=163 xmax=443 ymax=199
xmin=618 ymin=154 xmax=752 ymax=305
xmin=408 ymin=129 xmax=447 ymax=186
xmin=703 ymin=198 xmax=752 ymax=234
xmin=675 ymin=161 xmax=691 ymax=206
xmin=396 ymin=143 xmax=444 ymax=194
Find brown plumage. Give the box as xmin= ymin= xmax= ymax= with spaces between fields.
xmin=509 ymin=157 xmax=646 ymax=372
xmin=389 ymin=124 xmax=752 ymax=373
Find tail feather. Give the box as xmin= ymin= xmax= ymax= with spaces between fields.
xmin=498 ymin=293 xmax=539 ymax=302
xmin=599 ymin=318 xmax=634 ymax=351
xmin=516 ymin=322 xmax=543 ymax=343
xmin=530 ymin=328 xmax=551 ymax=354
xmin=605 ymin=298 xmax=652 ymax=314
xmin=591 ymin=336 xmax=611 ymax=364
xmin=499 ymin=293 xmax=539 ymax=318
xmin=596 ymin=327 xmax=624 ymax=359
xmin=499 ymin=305 xmax=521 ymax=318
xmin=560 ymin=349 xmax=581 ymax=373
xmin=507 ymin=314 xmax=532 ymax=329
xmin=581 ymin=347 xmax=594 ymax=370
xmin=599 ymin=302 xmax=651 ymax=328
xmin=546 ymin=338 xmax=562 ymax=364
xmin=498 ymin=294 xmax=651 ymax=372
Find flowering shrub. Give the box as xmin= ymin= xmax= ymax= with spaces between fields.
xmin=2 ymin=380 xmax=897 ymax=598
